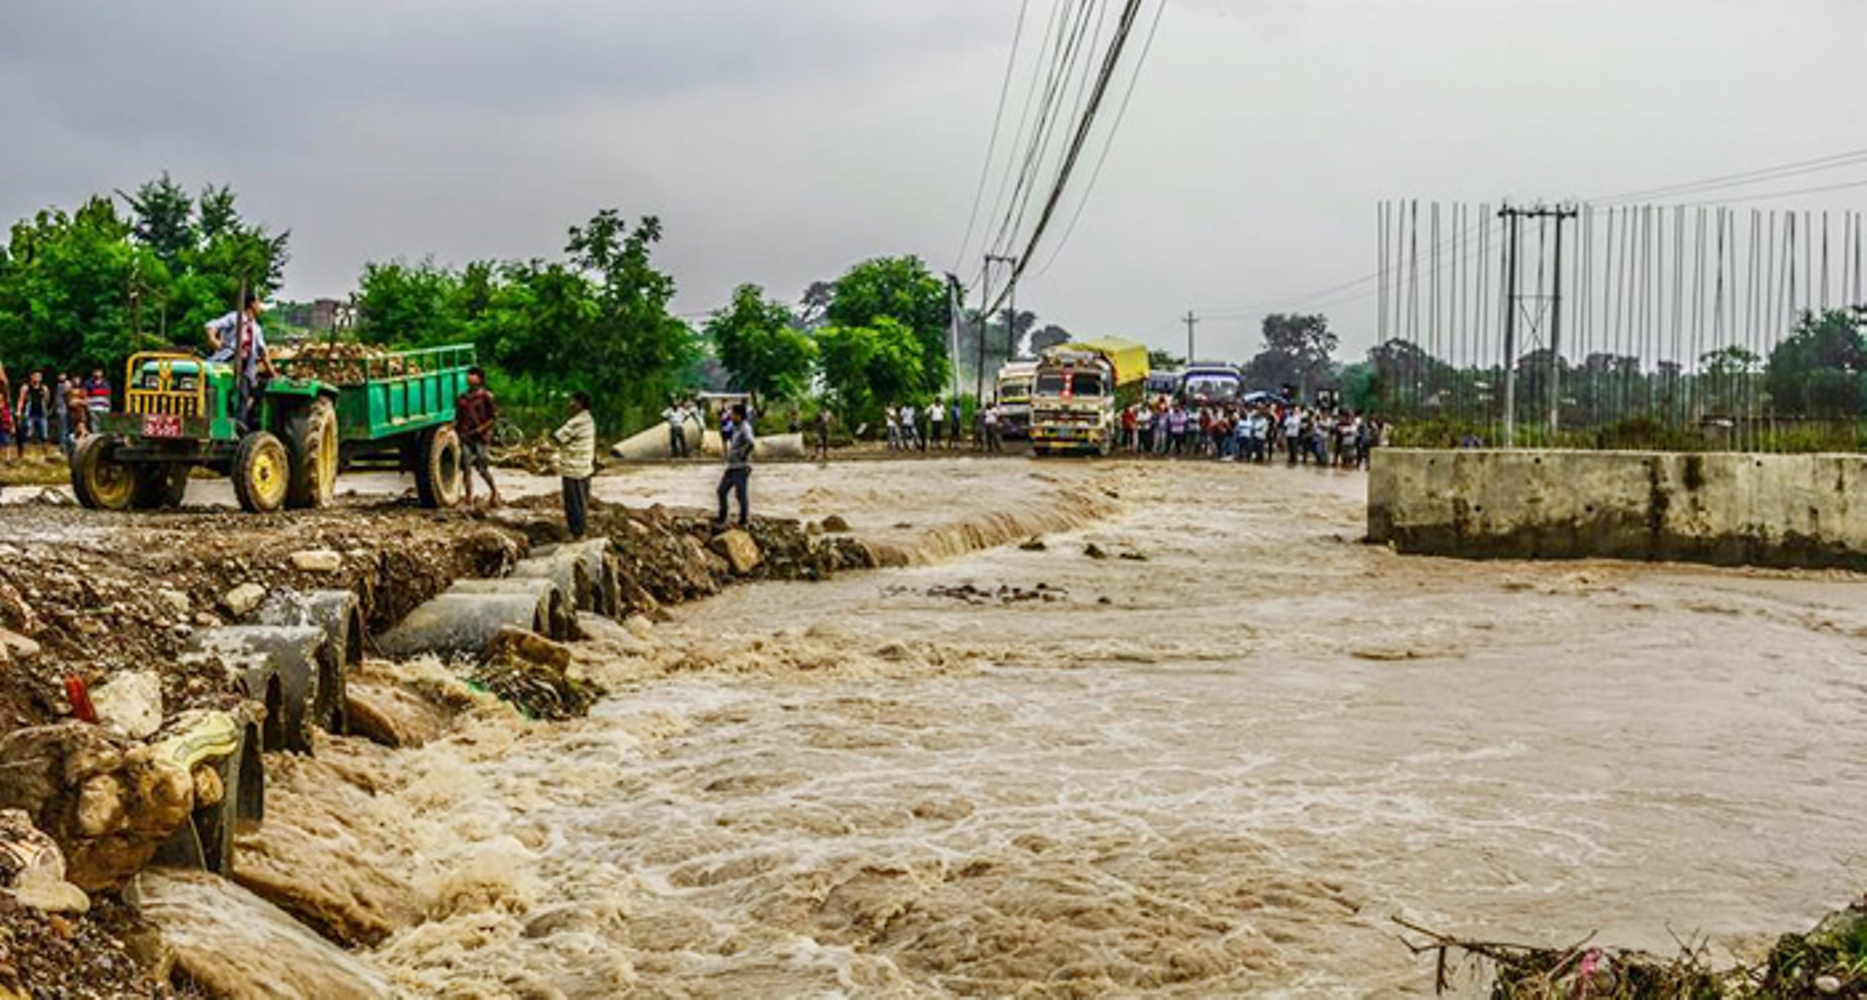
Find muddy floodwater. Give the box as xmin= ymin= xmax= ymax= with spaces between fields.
xmin=180 ymin=458 xmax=1867 ymax=997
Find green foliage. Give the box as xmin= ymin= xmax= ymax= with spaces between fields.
xmin=825 ymin=255 xmax=949 ymax=396
xmin=0 ymin=179 xmax=291 ymax=379
xmin=353 ymin=211 xmax=701 ymax=436
xmin=1147 ymin=349 xmax=1183 ymax=370
xmin=1766 ymin=309 xmax=1865 ymax=417
xmin=1338 ymin=361 xmax=1379 ymax=413
xmin=814 ymin=317 xmax=925 ymax=427
xmin=706 ymin=283 xmax=816 ymax=401
xmin=1243 ymin=313 xmax=1337 ymax=391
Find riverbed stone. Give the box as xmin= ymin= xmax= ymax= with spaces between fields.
xmin=710 ymin=530 xmax=762 ymax=576
xmin=91 ymin=670 xmax=163 ymax=741
xmin=220 ymin=583 xmax=267 ymax=618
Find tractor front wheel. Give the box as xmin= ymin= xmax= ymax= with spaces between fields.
xmin=285 ymin=397 xmax=339 ymax=509
xmin=72 ymin=436 xmax=135 ymax=511
xmin=233 ymin=432 xmax=290 ymax=513
xmin=414 ymin=424 xmax=465 ymax=509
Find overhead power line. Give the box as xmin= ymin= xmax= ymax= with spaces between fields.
xmin=1029 ymin=0 xmax=1166 ymax=281
xmin=951 ymin=0 xmax=1032 ymax=275
xmin=983 ymin=0 xmax=1151 ymax=318
xmin=1192 ymin=144 xmax=1867 ymax=319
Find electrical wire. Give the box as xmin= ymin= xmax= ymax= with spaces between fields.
xmin=951 ymin=0 xmax=1032 ymax=276
xmin=1027 ymin=0 xmax=1166 ymax=281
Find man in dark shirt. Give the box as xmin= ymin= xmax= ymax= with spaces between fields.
xmin=714 ymin=403 xmax=754 ymax=530
xmin=455 ymin=366 xmax=502 ymax=507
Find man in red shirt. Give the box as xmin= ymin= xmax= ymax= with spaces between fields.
xmin=455 ymin=366 xmax=501 ymax=508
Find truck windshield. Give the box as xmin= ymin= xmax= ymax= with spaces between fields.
xmin=1072 ymin=373 xmax=1105 ymax=396
xmin=999 ymin=379 xmax=1033 ymax=401
xmin=1036 ymin=373 xmax=1067 ymax=396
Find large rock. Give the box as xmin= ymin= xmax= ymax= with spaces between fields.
xmin=709 ymin=529 xmax=762 ymax=576
xmin=220 ymin=583 xmax=267 ymax=618
xmin=91 ymin=671 xmax=164 ymax=741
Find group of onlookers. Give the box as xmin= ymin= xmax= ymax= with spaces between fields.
xmin=1119 ymin=398 xmax=1389 ymax=469
xmin=0 ymin=364 xmax=113 ymax=458
xmin=884 ymin=400 xmax=965 ymax=452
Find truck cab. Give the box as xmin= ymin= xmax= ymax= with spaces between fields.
xmin=994 ymin=360 xmax=1039 ymax=439
xmin=1030 ymin=350 xmax=1117 ymax=456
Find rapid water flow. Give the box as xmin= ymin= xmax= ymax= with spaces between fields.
xmin=157 ymin=461 xmax=1867 ymax=997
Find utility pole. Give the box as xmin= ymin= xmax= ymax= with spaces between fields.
xmin=1498 ymin=202 xmax=1578 ymax=447
xmin=986 ymin=254 xmax=1018 ymax=362
xmin=1183 ymin=311 xmax=1198 ymax=365
xmin=1500 ymin=207 xmax=1520 ymax=447
xmin=976 ymin=262 xmax=994 ymax=405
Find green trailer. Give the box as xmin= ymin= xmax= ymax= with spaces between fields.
xmin=75 ymin=344 xmax=475 ymax=513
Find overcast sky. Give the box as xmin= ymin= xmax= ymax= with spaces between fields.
xmin=3 ymin=0 xmax=1864 ymax=359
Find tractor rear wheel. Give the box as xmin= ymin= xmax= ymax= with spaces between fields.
xmin=233 ymin=432 xmax=290 ymax=513
xmin=130 ymin=464 xmax=190 ymax=510
xmin=72 ymin=436 xmax=135 ymax=511
xmin=284 ymin=397 xmax=339 ymax=509
xmin=414 ymin=424 xmax=465 ymax=509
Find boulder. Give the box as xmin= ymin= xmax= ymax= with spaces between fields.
xmin=289 ymin=550 xmax=343 ymax=574
xmin=221 ymin=583 xmax=267 ymax=619
xmin=819 ymin=514 xmax=852 ymax=534
xmin=709 ymin=529 xmax=762 ymax=576
xmin=90 ymin=671 xmax=164 ymax=741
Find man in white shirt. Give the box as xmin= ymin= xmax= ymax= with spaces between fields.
xmin=553 ymin=391 xmax=597 ymax=539
xmin=927 ymin=400 xmax=944 ymax=451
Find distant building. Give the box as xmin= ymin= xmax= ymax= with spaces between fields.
xmin=311 ymin=298 xmax=342 ymax=333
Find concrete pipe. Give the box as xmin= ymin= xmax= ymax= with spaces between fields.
xmin=192 ymin=625 xmax=337 ymax=754
xmin=375 ymin=591 xmax=556 ymax=662
xmin=535 ymin=538 xmax=619 ymax=618
xmin=510 ymin=552 xmax=596 ymax=616
xmin=444 ymin=577 xmax=572 ymax=640
xmin=254 ymin=590 xmax=366 ymax=674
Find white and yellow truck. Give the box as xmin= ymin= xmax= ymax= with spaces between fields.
xmin=1029 ymin=337 xmax=1148 ymax=457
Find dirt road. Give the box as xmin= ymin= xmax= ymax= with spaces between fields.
xmin=135 ymin=454 xmax=1866 ymax=997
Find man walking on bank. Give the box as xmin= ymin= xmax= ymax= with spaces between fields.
xmin=714 ymin=402 xmax=754 ymax=530
xmin=553 ymin=391 xmax=596 ymax=539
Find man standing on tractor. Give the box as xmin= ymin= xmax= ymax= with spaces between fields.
xmin=553 ymin=391 xmax=596 ymax=540
xmin=456 ymin=366 xmax=501 ymax=509
xmin=205 ymin=293 xmax=276 ymax=429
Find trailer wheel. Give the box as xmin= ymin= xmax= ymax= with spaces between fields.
xmin=72 ymin=436 xmax=135 ymax=511
xmin=130 ymin=464 xmax=190 ymax=510
xmin=233 ymin=432 xmax=290 ymax=513
xmin=414 ymin=424 xmax=465 ymax=509
xmin=285 ymin=397 xmax=339 ymax=510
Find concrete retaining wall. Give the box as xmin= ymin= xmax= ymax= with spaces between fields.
xmin=1368 ymin=448 xmax=1867 ymax=569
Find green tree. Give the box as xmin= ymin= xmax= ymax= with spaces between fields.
xmin=355 ymin=258 xmax=465 ymax=346
xmin=1147 ymin=349 xmax=1184 ymax=370
xmin=706 ymin=283 xmax=816 ymax=401
xmin=0 ymin=198 xmax=164 ymax=374
xmin=814 ymin=318 xmax=924 ymax=426
xmin=825 ymin=256 xmax=949 ymax=396
xmin=1765 ymin=309 xmax=1864 ymax=417
xmin=1243 ymin=313 xmax=1337 ymax=394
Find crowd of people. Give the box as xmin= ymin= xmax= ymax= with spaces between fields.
xmin=1118 ymin=397 xmax=1390 ymax=469
xmin=0 ymin=364 xmax=114 ymax=459
xmin=883 ymin=400 xmax=968 ymax=452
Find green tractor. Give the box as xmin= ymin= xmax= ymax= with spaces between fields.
xmin=74 ymin=345 xmax=476 ymax=513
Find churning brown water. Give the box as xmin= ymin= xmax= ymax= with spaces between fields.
xmin=168 ymin=459 xmax=1867 ymax=997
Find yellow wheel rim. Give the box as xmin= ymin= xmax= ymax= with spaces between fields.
xmin=251 ymin=445 xmax=288 ymax=507
xmin=90 ymin=456 xmax=133 ymax=509
xmin=316 ymin=420 xmax=338 ymax=497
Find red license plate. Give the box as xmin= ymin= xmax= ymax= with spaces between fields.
xmin=142 ymin=415 xmax=183 ymax=439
